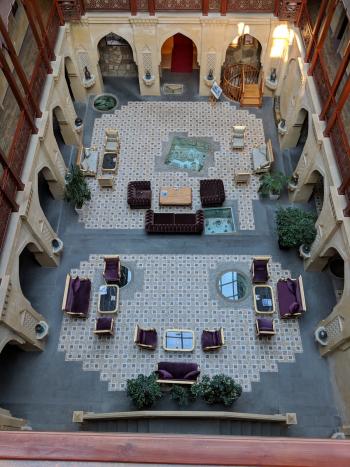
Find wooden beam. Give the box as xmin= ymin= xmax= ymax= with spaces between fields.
xmin=29 ymin=0 xmax=55 ymax=61
xmin=130 ymin=0 xmax=137 ymax=15
xmin=0 ymin=17 xmax=41 ymax=118
xmin=72 ymin=410 xmax=297 ymax=425
xmin=274 ymin=0 xmax=279 ymax=16
xmin=1 ymin=432 xmax=350 ymax=466
xmin=220 ymin=0 xmax=227 ymax=16
xmin=148 ymin=0 xmax=155 ymax=16
xmin=308 ymin=0 xmax=338 ymax=76
xmin=202 ymin=0 xmax=209 ymax=16
xmin=0 ymin=47 xmax=37 ymax=133
xmin=324 ymin=75 xmax=350 ymax=136
xmin=320 ymin=39 xmax=350 ymax=120
xmin=0 ymin=147 xmax=24 ymax=190
xmin=0 ymin=174 xmax=18 ymax=212
xmin=20 ymin=0 xmax=52 ymax=74
xmin=305 ymin=0 xmax=328 ymax=62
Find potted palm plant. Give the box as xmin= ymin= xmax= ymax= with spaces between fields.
xmin=64 ymin=164 xmax=91 ymax=210
xmin=258 ymin=172 xmax=289 ymax=200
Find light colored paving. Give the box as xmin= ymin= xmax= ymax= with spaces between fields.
xmin=58 ymin=254 xmax=303 ymax=392
xmin=78 ymin=102 xmax=264 ymax=230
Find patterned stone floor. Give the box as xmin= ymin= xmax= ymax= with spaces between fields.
xmin=58 ymin=254 xmax=303 ymax=392
xmin=78 ymin=102 xmax=264 ymax=230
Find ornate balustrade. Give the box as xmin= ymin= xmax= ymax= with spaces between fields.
xmin=61 ymin=0 xmax=282 ymax=16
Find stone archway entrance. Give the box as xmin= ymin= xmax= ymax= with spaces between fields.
xmin=160 ymin=34 xmax=199 ymax=94
xmin=221 ymin=34 xmax=263 ymax=106
xmin=98 ymin=33 xmax=138 ymax=80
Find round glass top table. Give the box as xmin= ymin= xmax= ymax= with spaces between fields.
xmin=217 ymin=270 xmax=249 ymax=302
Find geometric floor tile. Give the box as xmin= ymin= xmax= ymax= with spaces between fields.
xmin=77 ymin=102 xmax=264 ymax=230
xmin=58 ymin=254 xmax=303 ymax=392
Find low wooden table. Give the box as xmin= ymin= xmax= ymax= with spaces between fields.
xmin=159 ymin=187 xmax=192 ymax=206
xmin=163 ymin=329 xmax=195 ymax=352
xmin=98 ymin=285 xmax=119 ymax=314
xmin=102 ymin=153 xmax=118 ymax=173
xmin=253 ymin=285 xmax=275 ymax=314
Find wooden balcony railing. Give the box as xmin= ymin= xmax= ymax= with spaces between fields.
xmin=297 ymin=1 xmax=350 ymax=217
xmin=59 ymin=0 xmax=287 ymax=17
xmin=0 ymin=432 xmax=350 ymax=466
xmin=0 ymin=2 xmax=61 ymax=251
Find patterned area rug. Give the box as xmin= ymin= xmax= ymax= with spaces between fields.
xmin=162 ymin=83 xmax=184 ymax=95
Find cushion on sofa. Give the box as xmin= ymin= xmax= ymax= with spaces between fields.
xmin=287 ymin=278 xmax=296 ymax=294
xmin=257 ymin=317 xmax=274 ymax=331
xmin=72 ymin=277 xmax=81 ymax=293
xmin=289 ymin=301 xmax=300 ymax=313
xmin=175 ymin=214 xmax=196 ymax=225
xmin=184 ymin=370 xmax=200 ymax=380
xmin=158 ymin=369 xmax=173 ymax=379
xmin=153 ymin=213 xmax=174 ymax=224
xmin=158 ymin=361 xmax=198 ymax=379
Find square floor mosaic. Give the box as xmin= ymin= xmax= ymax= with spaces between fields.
xmin=77 ymin=102 xmax=263 ymax=230
xmin=58 ymin=254 xmax=303 ymax=392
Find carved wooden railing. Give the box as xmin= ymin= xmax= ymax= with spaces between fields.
xmin=222 ymin=64 xmax=243 ymax=102
xmin=60 ymin=0 xmax=297 ymax=16
xmin=0 ymin=432 xmax=350 ymax=465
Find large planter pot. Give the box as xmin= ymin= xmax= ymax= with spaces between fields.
xmin=278 ymin=240 xmax=290 ymax=251
xmin=299 ymin=244 xmax=311 ymax=259
xmin=288 ymin=181 xmax=298 ymax=192
xmin=269 ymin=192 xmax=280 ymax=201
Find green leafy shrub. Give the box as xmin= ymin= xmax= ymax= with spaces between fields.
xmin=276 ymin=207 xmax=317 ymax=248
xmin=126 ymin=374 xmax=162 ymax=409
xmin=64 ymin=164 xmax=91 ymax=209
xmin=171 ymin=385 xmax=191 ymax=406
xmin=191 ymin=374 xmax=242 ymax=407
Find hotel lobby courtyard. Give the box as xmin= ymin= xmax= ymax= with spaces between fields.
xmin=0 ymin=96 xmax=342 ymax=437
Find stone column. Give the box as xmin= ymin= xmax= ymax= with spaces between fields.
xmin=18 ymin=183 xmax=60 ymax=267
xmin=0 ymin=276 xmax=45 ymax=352
xmin=131 ymin=18 xmax=160 ymax=97
xmin=38 ymin=111 xmax=66 ymax=200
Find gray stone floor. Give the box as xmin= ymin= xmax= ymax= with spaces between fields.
xmin=0 ymin=74 xmax=341 ymax=437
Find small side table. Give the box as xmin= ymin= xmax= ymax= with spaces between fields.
xmin=98 ymin=285 xmax=119 ymax=314
xmin=98 ymin=175 xmax=114 ymax=188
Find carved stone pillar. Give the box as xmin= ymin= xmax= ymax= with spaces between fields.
xmin=0 ymin=277 xmax=45 ymax=352
xmin=130 ymin=18 xmax=160 ymax=97
xmin=18 ymin=183 xmax=60 ymax=267
xmin=38 ymin=111 xmax=66 ymax=200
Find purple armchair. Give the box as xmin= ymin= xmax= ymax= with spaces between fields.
xmin=127 ymin=181 xmax=152 ymax=209
xmin=103 ymin=255 xmax=121 ymax=284
xmin=200 ymin=179 xmax=225 ymax=207
xmin=201 ymin=328 xmax=225 ymax=351
xmin=94 ymin=317 xmax=114 ymax=336
xmin=62 ymin=274 xmax=91 ymax=318
xmin=156 ymin=361 xmax=200 ymax=384
xmin=277 ymin=276 xmax=306 ymax=319
xmin=256 ymin=318 xmax=275 ymax=337
xmin=251 ymin=256 xmax=270 ymax=283
xmin=134 ymin=324 xmax=157 ymax=349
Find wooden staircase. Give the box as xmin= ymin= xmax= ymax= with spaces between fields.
xmin=222 ymin=64 xmax=263 ymax=108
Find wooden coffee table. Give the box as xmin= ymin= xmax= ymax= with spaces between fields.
xmin=253 ymin=285 xmax=275 ymax=314
xmin=159 ymin=187 xmax=192 ymax=206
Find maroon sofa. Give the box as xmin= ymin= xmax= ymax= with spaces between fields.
xmin=62 ymin=274 xmax=91 ymax=317
xmin=145 ymin=210 xmax=204 ymax=234
xmin=277 ymin=276 xmax=306 ymax=319
xmin=127 ymin=181 xmax=152 ymax=209
xmin=156 ymin=362 xmax=200 ymax=384
xmin=200 ymin=179 xmax=225 ymax=207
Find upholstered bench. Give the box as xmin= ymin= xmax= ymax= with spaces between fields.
xmin=156 ymin=362 xmax=200 ymax=385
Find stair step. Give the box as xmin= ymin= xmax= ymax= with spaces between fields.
xmin=243 ymin=89 xmax=260 ymax=97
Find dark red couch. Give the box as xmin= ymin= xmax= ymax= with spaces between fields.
xmin=127 ymin=181 xmax=152 ymax=209
xmin=200 ymin=179 xmax=225 ymax=207
xmin=145 ymin=210 xmax=204 ymax=234
xmin=277 ymin=276 xmax=306 ymax=319
xmin=156 ymin=361 xmax=200 ymax=384
xmin=62 ymin=274 xmax=91 ymax=318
